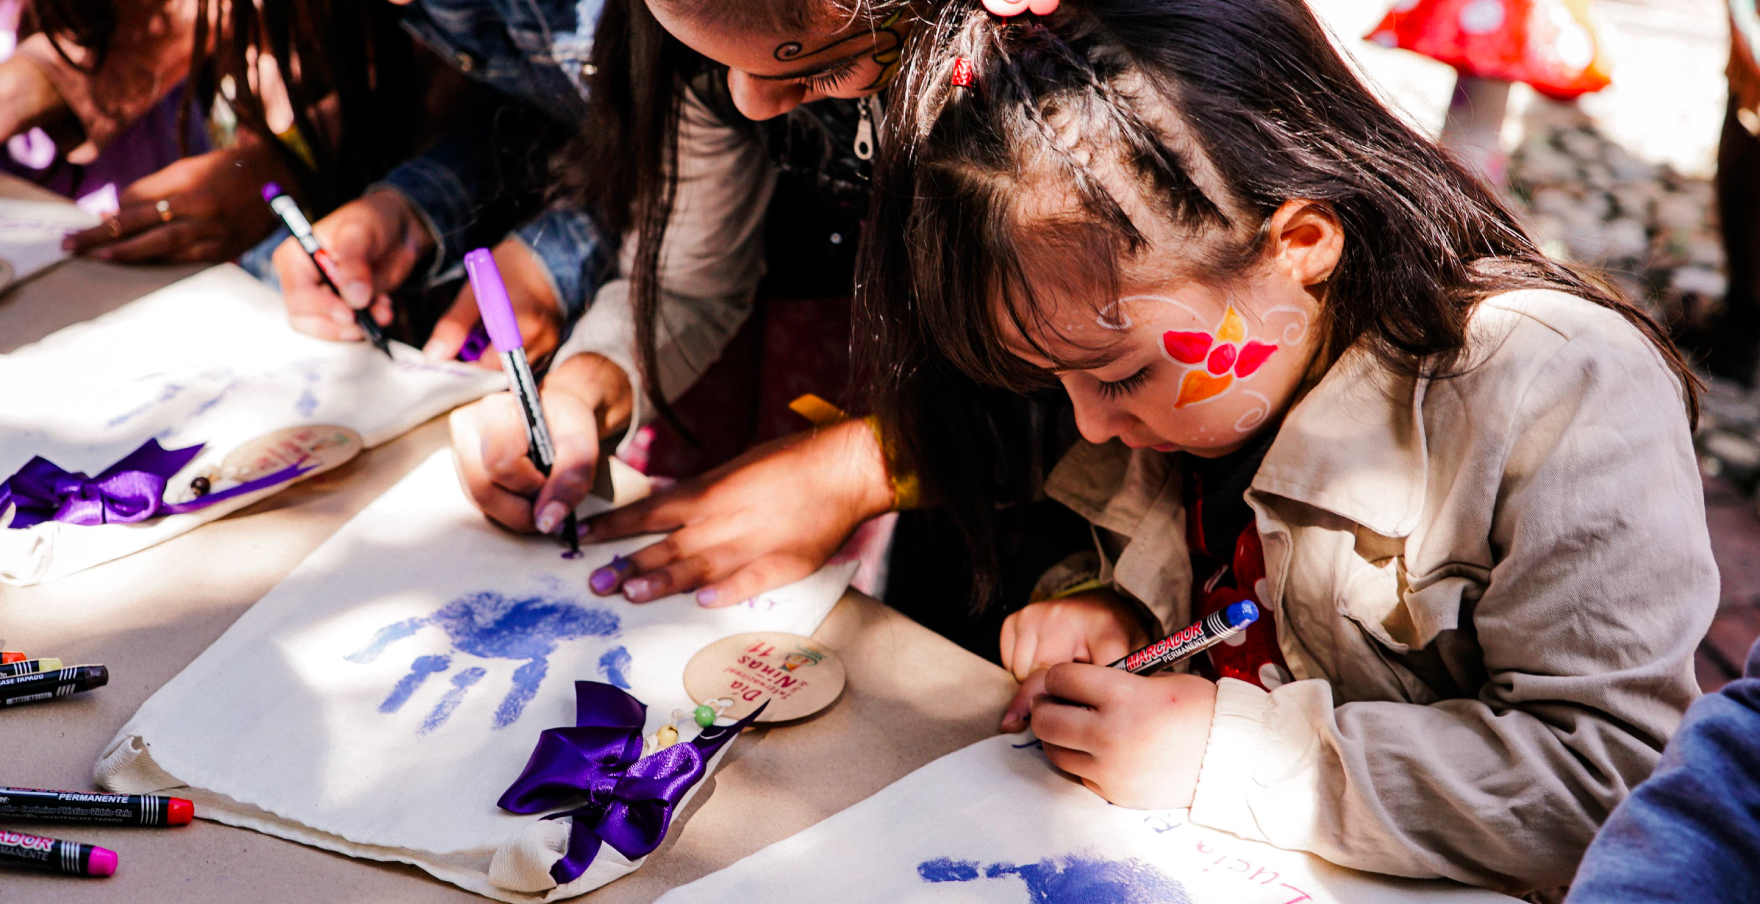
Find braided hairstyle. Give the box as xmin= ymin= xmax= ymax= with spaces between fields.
xmin=856 ymin=0 xmax=1698 ymax=605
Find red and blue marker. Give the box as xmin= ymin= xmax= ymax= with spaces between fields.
xmin=262 ymin=183 xmax=393 ymax=359
xmin=1109 ymin=601 xmax=1259 ymax=675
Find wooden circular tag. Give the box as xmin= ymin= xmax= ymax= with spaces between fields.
xmin=220 ymin=425 xmax=363 ymax=484
xmin=684 ymin=632 xmax=845 ymax=723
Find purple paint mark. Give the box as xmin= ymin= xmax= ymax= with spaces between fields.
xmin=597 ymin=646 xmax=631 ymax=689
xmin=920 ymin=855 xmax=1191 ymax=904
xmin=920 ymin=858 xmax=981 ymax=882
xmin=106 ymin=383 xmax=186 ymax=427
xmin=347 ymin=590 xmax=621 ymax=733
xmin=190 ymin=378 xmax=241 ymax=417
xmin=420 ymin=667 xmax=486 ymax=734
xmin=379 ymin=654 xmax=451 ymax=713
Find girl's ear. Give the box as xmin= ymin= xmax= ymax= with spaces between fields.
xmin=1267 ymin=200 xmax=1343 ymax=288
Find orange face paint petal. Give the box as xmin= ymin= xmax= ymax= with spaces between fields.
xmin=1176 ymin=370 xmax=1233 ymax=407
xmin=1162 ymin=330 xmax=1213 ymax=364
xmin=1215 ymin=307 xmax=1247 ymax=344
xmin=1234 ymin=340 xmax=1279 ymax=377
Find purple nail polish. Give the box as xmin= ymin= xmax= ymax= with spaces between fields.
xmin=589 ymin=555 xmax=633 ymax=595
xmin=696 ymin=588 xmax=718 ymax=607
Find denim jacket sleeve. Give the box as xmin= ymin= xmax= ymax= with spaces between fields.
xmin=1564 ymin=638 xmax=1760 ymax=904
xmin=512 ymin=204 xmax=614 ymax=328
xmin=376 ymin=97 xmax=573 ymax=293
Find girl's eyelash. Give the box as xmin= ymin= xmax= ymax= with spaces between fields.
xmin=802 ymin=59 xmax=862 ymax=92
xmin=1095 ymin=366 xmax=1152 ymax=400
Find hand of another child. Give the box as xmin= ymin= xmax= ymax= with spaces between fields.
xmin=582 ymin=418 xmax=896 ymax=607
xmin=276 ymin=187 xmax=433 ymax=342
xmin=999 ymin=591 xmax=1150 ymax=731
xmin=0 ymin=56 xmax=74 ymax=149
xmin=1030 ymin=665 xmax=1217 ymax=810
xmin=449 ymin=352 xmax=633 ymax=533
xmin=422 ymin=237 xmax=561 ymax=369
xmin=63 ymin=141 xmax=291 ymax=263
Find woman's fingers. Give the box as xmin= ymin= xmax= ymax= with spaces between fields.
xmin=583 ymin=488 xmax=696 ymax=541
xmin=89 ymin=220 xmax=209 ymax=262
xmin=449 ymin=397 xmax=546 ymax=532
xmin=425 ymin=286 xmax=492 ymax=366
xmin=690 ymin=553 xmax=816 ymax=608
xmin=531 ymin=388 xmax=601 ymax=535
xmin=1000 ymin=667 xmax=1049 ymax=732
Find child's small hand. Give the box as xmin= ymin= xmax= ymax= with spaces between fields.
xmin=999 ymin=592 xmax=1149 ymax=731
xmin=1031 ymin=664 xmax=1217 ymax=810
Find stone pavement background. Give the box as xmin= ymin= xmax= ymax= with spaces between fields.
xmin=1311 ymin=0 xmax=1760 ymax=690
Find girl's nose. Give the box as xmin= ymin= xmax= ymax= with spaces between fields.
xmin=726 ymin=70 xmax=808 ymax=121
xmin=1066 ymin=383 xmax=1131 ymax=446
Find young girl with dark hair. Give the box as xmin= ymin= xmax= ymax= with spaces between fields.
xmin=828 ymin=0 xmax=1715 ymax=893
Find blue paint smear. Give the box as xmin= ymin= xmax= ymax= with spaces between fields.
xmin=294 ymin=387 xmax=319 ymax=417
xmin=106 ymin=383 xmax=186 ymax=428
xmin=597 ymin=646 xmax=632 ymax=689
xmin=420 ymin=667 xmax=486 ymax=734
xmin=347 ymin=590 xmax=622 ymax=732
xmin=494 ymin=659 xmax=548 ymax=729
xmin=379 ymin=654 xmax=451 ymax=713
xmin=921 ymin=855 xmax=1191 ymax=904
xmin=919 ymin=858 xmax=981 ymax=883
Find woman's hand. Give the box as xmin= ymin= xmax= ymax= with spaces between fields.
xmin=63 ymin=140 xmax=293 ymax=263
xmin=1000 ymin=590 xmax=1151 ymax=731
xmin=274 ymin=187 xmax=434 ymax=342
xmin=1029 ymin=665 xmax=1217 ymax=810
xmin=582 ymin=418 xmax=895 ymax=607
xmin=0 ymin=56 xmax=71 ymax=146
xmin=422 ymin=237 xmax=562 ymax=369
xmin=450 ymin=352 xmax=634 ymax=533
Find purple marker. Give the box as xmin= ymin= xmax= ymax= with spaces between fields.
xmin=463 ymin=248 xmax=579 ymax=557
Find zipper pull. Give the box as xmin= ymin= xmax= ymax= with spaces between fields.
xmin=853 ymin=97 xmax=875 ymax=161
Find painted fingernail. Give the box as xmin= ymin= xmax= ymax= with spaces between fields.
xmin=341 ymin=280 xmax=373 ymax=309
xmin=575 ymin=519 xmax=592 ymax=540
xmin=588 ymin=555 xmax=630 ymax=594
xmin=623 ymin=576 xmax=657 ymax=601
xmin=535 ymin=501 xmax=567 ymax=535
xmin=696 ymin=588 xmax=718 ymax=607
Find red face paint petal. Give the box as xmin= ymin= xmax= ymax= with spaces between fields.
xmin=1234 ymin=341 xmax=1279 ymax=377
xmin=1162 ymin=331 xmax=1213 ymax=364
xmin=1207 ymin=343 xmax=1237 ymax=375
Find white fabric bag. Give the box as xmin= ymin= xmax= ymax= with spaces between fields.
xmin=97 ymin=450 xmax=857 ymax=902
xmin=0 ymin=264 xmax=504 ymax=585
xmin=657 ymin=734 xmax=1523 ymax=904
xmin=0 ymin=197 xmax=98 ymax=291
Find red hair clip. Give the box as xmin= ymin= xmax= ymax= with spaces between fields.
xmin=982 ymin=0 xmax=1059 ymax=15
xmin=950 ymin=57 xmax=975 ymax=88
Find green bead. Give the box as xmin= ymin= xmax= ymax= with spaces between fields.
xmin=693 ymin=704 xmax=716 ymax=727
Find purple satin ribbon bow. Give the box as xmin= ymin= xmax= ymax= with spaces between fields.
xmin=498 ymin=681 xmax=766 ymax=885
xmin=0 ymin=438 xmax=312 ymax=529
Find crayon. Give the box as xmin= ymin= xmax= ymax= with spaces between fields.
xmin=1 ymin=652 xmax=24 ymax=664
xmin=0 ymin=828 xmax=116 ymax=877
xmin=0 ymin=787 xmax=192 ymax=827
xmin=0 ymin=658 xmax=63 ymax=678
xmin=1108 ymin=601 xmax=1259 ymax=675
xmin=464 ymin=248 xmax=580 ymax=556
xmin=262 ymin=183 xmax=393 ymax=358
xmin=0 ymin=665 xmax=108 ymax=708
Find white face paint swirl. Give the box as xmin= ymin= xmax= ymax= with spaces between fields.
xmin=1094 ymin=299 xmax=1133 ymax=332
xmin=1234 ymin=389 xmax=1272 ymax=434
xmin=1258 ymin=305 xmax=1312 ymax=347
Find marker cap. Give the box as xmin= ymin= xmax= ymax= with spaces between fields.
xmin=463 ymin=247 xmax=523 ymax=352
xmin=261 ymin=182 xmax=283 ymax=203
xmin=168 ymin=797 xmax=194 ymax=826
xmin=87 ymin=846 xmax=117 ymax=877
xmin=1222 ymin=600 xmax=1260 ymax=630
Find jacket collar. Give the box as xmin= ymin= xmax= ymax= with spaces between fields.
xmin=1250 ymin=345 xmax=1430 ymax=538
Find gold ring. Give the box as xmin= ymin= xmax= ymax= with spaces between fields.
xmin=106 ymin=216 xmax=122 ymax=238
xmin=155 ymin=199 xmax=173 ymax=223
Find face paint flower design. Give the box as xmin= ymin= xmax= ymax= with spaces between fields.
xmin=1160 ymin=306 xmax=1279 ymax=407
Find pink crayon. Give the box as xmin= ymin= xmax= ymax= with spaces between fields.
xmin=0 ymin=828 xmax=116 ymax=877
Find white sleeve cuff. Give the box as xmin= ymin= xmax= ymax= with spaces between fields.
xmin=1189 ymin=677 xmax=1273 ymax=842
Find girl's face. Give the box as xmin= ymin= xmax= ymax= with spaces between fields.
xmin=647 ymin=1 xmax=908 ymax=120
xmin=1004 ymin=202 xmax=1340 ymax=457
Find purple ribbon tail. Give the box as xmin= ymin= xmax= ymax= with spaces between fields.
xmin=0 ymin=438 xmax=313 ymax=529
xmin=495 ymin=681 xmax=767 ymax=886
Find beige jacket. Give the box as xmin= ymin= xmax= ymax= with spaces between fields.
xmin=1044 ymin=290 xmax=1717 ymax=894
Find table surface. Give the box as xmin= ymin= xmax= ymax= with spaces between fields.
xmin=0 ymin=175 xmax=1019 ymax=903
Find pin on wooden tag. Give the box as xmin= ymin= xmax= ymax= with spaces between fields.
xmin=684 ymin=632 xmax=845 ymax=723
